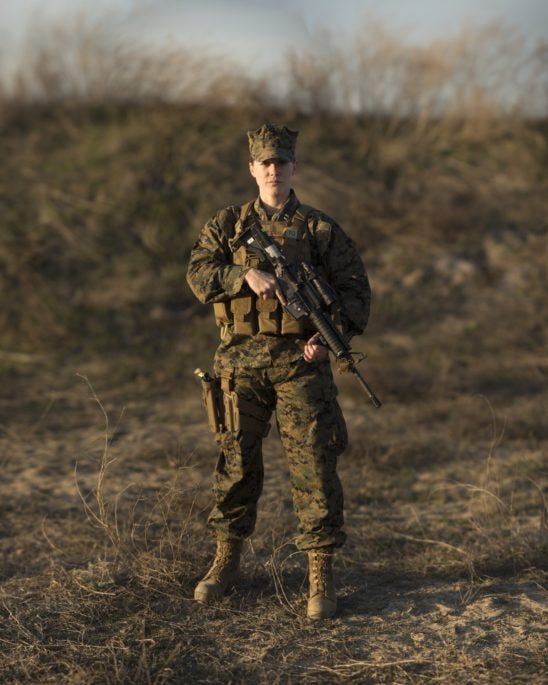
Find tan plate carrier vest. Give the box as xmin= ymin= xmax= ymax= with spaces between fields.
xmin=213 ymin=201 xmax=316 ymax=337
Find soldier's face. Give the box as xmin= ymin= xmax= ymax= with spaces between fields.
xmin=249 ymin=158 xmax=297 ymax=199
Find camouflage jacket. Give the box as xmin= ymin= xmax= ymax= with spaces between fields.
xmin=186 ymin=190 xmax=371 ymax=369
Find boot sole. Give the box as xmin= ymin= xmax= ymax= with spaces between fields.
xmin=307 ymin=598 xmax=337 ymax=620
xmin=194 ymin=583 xmax=224 ymax=604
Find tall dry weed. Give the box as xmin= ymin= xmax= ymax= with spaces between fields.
xmin=294 ymin=20 xmax=547 ymax=119
xmin=0 ymin=14 xmax=258 ymax=111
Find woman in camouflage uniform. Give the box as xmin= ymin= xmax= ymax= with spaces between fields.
xmin=186 ymin=124 xmax=371 ymax=619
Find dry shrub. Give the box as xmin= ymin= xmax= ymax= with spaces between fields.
xmin=0 ymin=14 xmax=260 ymax=111
xmin=284 ymin=20 xmax=548 ymax=119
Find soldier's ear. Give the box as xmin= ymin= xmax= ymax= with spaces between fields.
xmin=249 ymin=160 xmax=257 ymax=178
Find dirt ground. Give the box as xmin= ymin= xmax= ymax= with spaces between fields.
xmin=0 ymin=350 xmax=545 ymax=684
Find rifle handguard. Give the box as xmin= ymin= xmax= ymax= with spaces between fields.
xmin=232 ymin=223 xmax=382 ymax=408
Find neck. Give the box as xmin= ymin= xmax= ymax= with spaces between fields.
xmin=259 ymin=189 xmax=290 ymax=214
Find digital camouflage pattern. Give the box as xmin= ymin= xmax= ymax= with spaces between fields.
xmin=247 ymin=124 xmax=298 ymax=162
xmin=187 ymin=190 xmax=371 ymax=371
xmin=209 ymin=360 xmax=348 ymax=550
xmin=186 ymin=188 xmax=371 ymax=550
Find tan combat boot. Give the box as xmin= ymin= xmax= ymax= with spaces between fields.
xmin=194 ymin=538 xmax=243 ymax=604
xmin=307 ymin=548 xmax=337 ymax=620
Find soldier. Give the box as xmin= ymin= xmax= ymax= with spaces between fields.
xmin=186 ymin=124 xmax=371 ymax=619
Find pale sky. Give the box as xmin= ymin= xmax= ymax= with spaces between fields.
xmin=1 ymin=0 xmax=546 ymax=83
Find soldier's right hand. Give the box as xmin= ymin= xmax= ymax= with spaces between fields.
xmin=245 ymin=268 xmax=287 ymax=305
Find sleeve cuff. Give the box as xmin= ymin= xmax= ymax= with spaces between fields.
xmin=221 ymin=265 xmax=252 ymax=295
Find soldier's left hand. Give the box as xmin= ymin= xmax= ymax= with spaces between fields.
xmin=303 ymin=333 xmax=329 ymax=363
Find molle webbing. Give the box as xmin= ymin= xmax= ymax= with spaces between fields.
xmin=213 ymin=202 xmax=315 ymax=336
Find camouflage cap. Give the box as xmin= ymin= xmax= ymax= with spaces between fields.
xmin=247 ymin=124 xmax=298 ymax=162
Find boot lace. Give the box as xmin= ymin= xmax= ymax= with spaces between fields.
xmin=205 ymin=541 xmax=239 ymax=582
xmin=310 ymin=550 xmax=331 ymax=594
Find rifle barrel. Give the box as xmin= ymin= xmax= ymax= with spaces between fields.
xmin=352 ymin=366 xmax=382 ymax=408
xmin=236 ymin=223 xmax=382 ymax=409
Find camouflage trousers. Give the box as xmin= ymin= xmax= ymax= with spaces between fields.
xmin=208 ymin=359 xmax=348 ymax=550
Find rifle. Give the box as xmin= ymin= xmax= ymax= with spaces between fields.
xmin=231 ymin=222 xmax=382 ymax=408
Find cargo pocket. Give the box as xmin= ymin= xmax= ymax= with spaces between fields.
xmin=223 ymin=391 xmax=271 ymax=437
xmin=319 ymin=364 xmax=348 ymax=455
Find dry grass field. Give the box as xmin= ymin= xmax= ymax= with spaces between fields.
xmin=0 ymin=325 xmax=546 ymax=683
xmin=0 ymin=27 xmax=546 ymax=682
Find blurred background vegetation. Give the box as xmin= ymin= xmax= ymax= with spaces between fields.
xmin=0 ymin=19 xmax=546 ymax=403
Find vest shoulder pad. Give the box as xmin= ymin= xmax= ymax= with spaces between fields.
xmin=236 ymin=200 xmax=255 ymax=233
xmin=293 ymin=203 xmax=315 ymax=224
xmin=294 ymin=205 xmax=336 ymax=242
xmin=215 ymin=205 xmax=242 ymax=240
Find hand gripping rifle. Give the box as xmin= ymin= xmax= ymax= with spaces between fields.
xmin=231 ymin=223 xmax=382 ymax=408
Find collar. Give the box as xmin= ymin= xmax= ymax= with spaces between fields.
xmin=253 ymin=189 xmax=300 ymax=222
